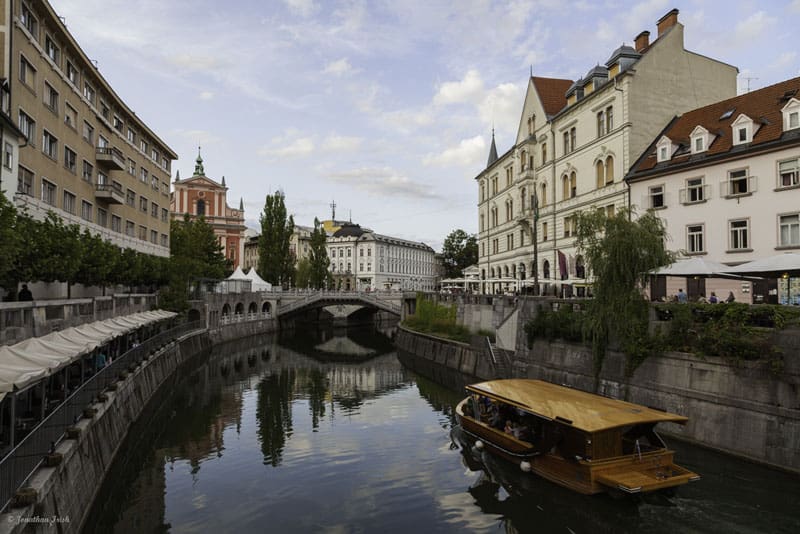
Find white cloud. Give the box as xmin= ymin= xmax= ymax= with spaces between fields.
xmin=434 ymin=69 xmax=484 ymax=106
xmin=734 ymin=11 xmax=777 ymax=43
xmin=423 ymin=136 xmax=486 ymax=167
xmin=790 ymin=0 xmax=800 ymax=13
xmin=198 ymin=91 xmax=214 ymax=100
xmin=327 ymin=167 xmax=440 ymax=200
xmin=284 ymin=0 xmax=316 ymax=17
xmin=324 ymin=58 xmax=355 ymax=76
xmin=322 ymin=135 xmax=362 ymax=152
xmin=259 ymin=137 xmax=315 ymax=158
xmin=478 ymin=83 xmax=525 ymax=130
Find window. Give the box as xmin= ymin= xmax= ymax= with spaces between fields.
xmin=540 ymin=183 xmax=547 ymax=206
xmin=151 ymin=148 xmax=159 ymax=161
xmin=790 ymin=112 xmax=799 ymax=129
xmin=151 ymin=202 xmax=159 ymax=218
xmin=125 ymin=220 xmax=135 ymax=237
xmin=151 ymin=176 xmax=159 ymax=191
xmin=541 ymin=143 xmax=547 ymax=164
xmin=20 ymin=3 xmax=38 ymax=37
xmin=140 ymin=139 xmax=148 ymax=153
xmin=542 ymin=222 xmax=548 ymax=241
xmin=738 ymin=127 xmax=748 ymax=143
xmin=126 ymin=189 xmax=135 ymax=207
xmin=507 ymin=233 xmax=514 ymax=250
xmin=113 ymin=115 xmax=123 ymax=132
xmin=570 ymin=127 xmax=576 ymax=152
xmin=197 ymin=199 xmax=205 ymax=215
xmin=100 ymin=101 xmax=109 ymax=120
xmin=563 ymin=131 xmax=569 ymax=155
xmin=19 ymin=55 xmax=35 ymax=87
xmin=41 ymin=179 xmax=56 ymax=205
xmin=605 ymin=106 xmax=613 ymax=132
xmin=140 ymin=168 xmax=148 ymax=183
xmin=45 ymin=35 xmax=60 ymax=63
xmin=161 ymin=234 xmax=168 ymax=247
xmin=3 ymin=142 xmax=12 ymax=169
xmin=64 ymin=102 xmax=76 ymax=129
xmin=161 ymin=208 xmax=169 ymax=222
xmin=127 ymin=128 xmax=136 ymax=143
xmin=63 ymin=191 xmax=76 ymax=214
xmin=605 ymin=156 xmax=614 ymax=184
xmin=128 ymin=159 xmax=136 ymax=175
xmin=729 ymin=219 xmax=749 ymax=250
xmin=83 ymin=121 xmax=94 ymax=144
xmin=726 ymin=169 xmax=752 ymax=196
xmin=563 ymin=216 xmax=575 ymax=237
xmin=66 ymin=61 xmax=78 ymax=86
xmin=150 ymin=230 xmax=158 ymax=244
xmin=18 ymin=167 xmax=33 ymax=196
xmin=82 ymin=160 xmax=93 ymax=182
xmin=659 ymin=146 xmax=668 ymax=160
xmin=97 ymin=208 xmax=107 ymax=228
xmin=140 ymin=197 xmax=148 ymax=213
xmin=42 ymin=130 xmax=57 ymax=159
xmin=649 ymin=185 xmax=665 ymax=209
xmin=595 ymin=160 xmax=604 ymax=188
xmin=778 ymin=159 xmax=799 ymax=188
xmin=780 ymin=214 xmax=800 ymax=247
xmin=64 ymin=146 xmax=76 ymax=173
xmin=81 ymin=200 xmax=93 ymax=222
xmin=682 ymin=177 xmax=706 ymax=204
xmin=44 ymin=82 xmax=59 ymax=113
xmin=597 ymin=110 xmax=605 ymax=137
xmin=111 ymin=215 xmax=121 ymax=233
xmin=83 ymin=82 xmax=95 ymax=105
xmin=694 ymin=137 xmax=704 ymax=152
xmin=687 ymin=224 xmax=705 ymax=253
xmin=606 ymin=204 xmax=615 ymax=218
xmin=505 ymin=166 xmax=513 ymax=187
xmin=98 ymin=135 xmax=108 ymax=149
xmin=570 ymin=171 xmax=577 ymax=198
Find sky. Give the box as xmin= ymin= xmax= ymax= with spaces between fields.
xmin=51 ymin=0 xmax=800 ymax=252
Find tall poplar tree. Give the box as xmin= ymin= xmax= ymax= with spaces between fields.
xmin=258 ymin=191 xmax=295 ymax=287
xmin=308 ymin=217 xmax=330 ymax=289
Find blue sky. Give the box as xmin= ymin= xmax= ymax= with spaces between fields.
xmin=52 ymin=0 xmax=800 ymax=251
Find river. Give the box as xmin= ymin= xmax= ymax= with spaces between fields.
xmin=83 ymin=326 xmax=800 ymax=533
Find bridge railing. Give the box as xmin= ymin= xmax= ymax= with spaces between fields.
xmin=277 ymin=290 xmax=402 ymax=315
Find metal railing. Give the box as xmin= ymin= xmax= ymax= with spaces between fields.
xmin=0 ymin=320 xmax=204 ymax=513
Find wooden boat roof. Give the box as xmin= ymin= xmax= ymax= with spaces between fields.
xmin=466 ymin=379 xmax=688 ymax=433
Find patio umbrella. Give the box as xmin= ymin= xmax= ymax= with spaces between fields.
xmin=723 ymin=253 xmax=800 ymax=305
xmin=652 ymin=257 xmax=736 ymax=277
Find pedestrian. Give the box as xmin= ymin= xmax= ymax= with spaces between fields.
xmin=17 ymin=284 xmax=32 ymax=301
xmin=677 ymin=288 xmax=688 ymax=303
xmin=726 ymin=291 xmax=735 ymax=303
xmin=709 ymin=291 xmax=718 ymax=303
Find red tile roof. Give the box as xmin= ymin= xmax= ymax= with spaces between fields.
xmin=630 ymin=76 xmax=800 ymax=176
xmin=531 ymin=76 xmax=573 ymax=118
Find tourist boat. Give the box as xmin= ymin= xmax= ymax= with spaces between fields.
xmin=455 ymin=379 xmax=700 ymax=495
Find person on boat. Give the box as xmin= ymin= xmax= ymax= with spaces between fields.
xmin=504 ymin=420 xmax=514 ymax=434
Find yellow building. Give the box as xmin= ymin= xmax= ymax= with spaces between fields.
xmin=2 ymin=0 xmax=176 ymax=256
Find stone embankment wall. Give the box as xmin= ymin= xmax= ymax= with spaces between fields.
xmin=0 ymin=319 xmax=278 ymax=534
xmin=395 ymin=327 xmax=497 ymax=381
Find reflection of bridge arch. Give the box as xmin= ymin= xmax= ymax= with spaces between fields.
xmin=235 ymin=303 xmax=244 ymax=315
xmin=222 ymin=303 xmax=231 ymax=316
xmin=278 ymin=291 xmax=402 ymax=318
xmin=262 ymin=302 xmax=272 ymax=314
xmin=248 ymin=302 xmax=257 ymax=314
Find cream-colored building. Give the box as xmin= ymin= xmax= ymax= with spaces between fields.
xmin=3 ymin=0 xmax=177 ymax=256
xmin=476 ymin=8 xmax=738 ymax=294
xmin=627 ymin=77 xmax=800 ymax=304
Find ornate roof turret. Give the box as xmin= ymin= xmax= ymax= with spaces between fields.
xmin=221 ymin=175 xmax=226 ymax=187
xmin=174 ymin=169 xmax=180 ymax=183
xmin=487 ymin=129 xmax=498 ymax=166
xmin=605 ymin=44 xmax=641 ymax=67
xmin=193 ymin=146 xmax=204 ymax=176
xmin=239 ymin=197 xmax=243 ymax=211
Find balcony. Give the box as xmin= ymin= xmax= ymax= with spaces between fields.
xmin=96 ymin=146 xmax=125 ymax=170
xmin=95 ymin=182 xmax=124 ymax=204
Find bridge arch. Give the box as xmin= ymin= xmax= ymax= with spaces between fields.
xmin=248 ymin=302 xmax=257 ymax=314
xmin=262 ymin=302 xmax=272 ymax=314
xmin=235 ymin=302 xmax=244 ymax=315
xmin=222 ymin=303 xmax=231 ymax=316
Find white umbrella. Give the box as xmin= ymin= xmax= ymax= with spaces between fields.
xmin=653 ymin=257 xmax=735 ymax=277
xmin=722 ymin=253 xmax=800 ymax=277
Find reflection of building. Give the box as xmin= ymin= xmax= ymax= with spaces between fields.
xmin=113 ymin=451 xmax=167 ymax=534
xmin=627 ymin=77 xmax=800 ymax=303
xmin=4 ymin=0 xmax=176 ymax=256
xmin=475 ymin=8 xmax=737 ymax=294
xmin=327 ymin=223 xmax=437 ymax=291
xmin=170 ymin=150 xmax=246 ymax=268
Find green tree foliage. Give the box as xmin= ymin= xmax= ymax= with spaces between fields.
xmin=294 ymin=258 xmax=311 ymax=288
xmin=441 ymin=229 xmax=478 ymax=278
xmin=75 ymin=230 xmax=114 ymax=294
xmin=403 ymin=294 xmax=471 ymax=342
xmin=36 ymin=213 xmax=84 ymax=297
xmin=258 ymin=191 xmax=295 ymax=287
xmin=308 ymin=217 xmax=330 ymax=289
xmin=574 ymin=208 xmax=675 ymax=385
xmin=0 ymin=194 xmax=20 ymax=289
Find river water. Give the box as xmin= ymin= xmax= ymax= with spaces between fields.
xmin=84 ymin=326 xmax=800 ymax=533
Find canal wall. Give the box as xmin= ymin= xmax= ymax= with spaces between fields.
xmin=395 ymin=326 xmax=497 ymax=381
xmin=0 ymin=319 xmax=279 ymax=534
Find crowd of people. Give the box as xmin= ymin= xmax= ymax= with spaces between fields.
xmin=463 ymin=395 xmax=537 ymax=442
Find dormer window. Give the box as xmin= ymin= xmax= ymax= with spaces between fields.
xmin=781 ymin=98 xmax=800 ymax=131
xmin=690 ymin=126 xmax=711 ymax=154
xmin=731 ymin=114 xmax=754 ymax=146
xmin=656 ymin=136 xmax=674 ymax=162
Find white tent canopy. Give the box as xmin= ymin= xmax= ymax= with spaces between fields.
xmin=227 ymin=266 xmax=248 ymax=280
xmin=0 ymin=310 xmax=177 ymax=397
xmin=723 ymin=253 xmax=800 ymax=277
xmin=245 ymin=267 xmax=272 ymax=291
xmin=653 ymin=257 xmax=736 ymax=277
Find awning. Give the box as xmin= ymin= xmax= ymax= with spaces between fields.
xmin=0 ymin=310 xmax=177 ymax=397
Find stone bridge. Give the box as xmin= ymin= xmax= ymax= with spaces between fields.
xmin=192 ymin=290 xmax=415 ymax=328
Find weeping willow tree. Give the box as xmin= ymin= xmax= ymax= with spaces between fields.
xmin=574 ymin=208 xmax=675 ymax=390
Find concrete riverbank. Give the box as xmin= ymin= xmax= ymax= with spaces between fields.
xmin=0 ymin=318 xmax=279 ymax=534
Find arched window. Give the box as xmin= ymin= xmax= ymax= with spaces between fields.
xmin=570 ymin=171 xmax=577 ymax=198
xmin=503 ymin=265 xmax=509 ymax=277
xmin=509 ymin=199 xmax=513 ymax=220
xmin=511 ymin=264 xmax=517 ymax=279
xmin=605 ymin=156 xmax=614 ymax=184
xmin=520 ymin=187 xmax=526 ymax=211
xmin=490 ymin=267 xmax=495 ymax=278
xmin=221 ymin=303 xmax=231 ymax=316
xmin=235 ymin=303 xmax=244 ymax=315
xmin=596 ymin=160 xmax=605 ymax=189
xmin=540 ymin=183 xmax=547 ymax=206
xmin=562 ymin=175 xmax=569 ymax=199
xmin=575 ymin=255 xmax=586 ymax=278
xmin=519 ymin=263 xmax=526 ymax=280
xmin=543 ymin=260 xmax=551 ymax=279
xmin=480 ymin=181 xmax=486 ymax=201
xmin=262 ymin=302 xmax=272 ymax=313
xmin=197 ymin=199 xmax=205 ymax=216
xmin=248 ymin=302 xmax=257 ymax=314
xmin=481 ymin=269 xmax=486 ymax=280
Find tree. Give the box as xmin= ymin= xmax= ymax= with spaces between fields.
xmin=308 ymin=217 xmax=330 ymax=289
xmin=441 ymin=229 xmax=478 ymax=279
xmin=34 ymin=213 xmax=84 ymax=297
xmin=258 ymin=191 xmax=295 ymax=287
xmin=294 ymin=258 xmax=312 ymax=288
xmin=76 ymin=230 xmax=114 ymax=294
xmin=0 ymin=195 xmax=20 ymax=294
xmin=574 ymin=208 xmax=675 ymax=388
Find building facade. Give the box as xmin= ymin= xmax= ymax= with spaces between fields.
xmin=170 ymin=151 xmax=246 ymax=268
xmin=627 ymin=77 xmax=800 ymax=303
xmin=3 ymin=0 xmax=177 ymax=256
xmin=475 ymin=8 xmax=738 ymax=294
xmin=327 ymin=223 xmax=437 ymax=291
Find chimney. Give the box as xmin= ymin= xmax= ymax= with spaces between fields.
xmin=634 ymin=31 xmax=650 ymax=53
xmin=657 ymin=8 xmax=679 ymax=37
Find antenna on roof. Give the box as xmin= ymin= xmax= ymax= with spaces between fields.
xmin=742 ymin=76 xmax=759 ymax=93
xmin=530 ymin=65 xmax=533 ymax=77
xmin=330 ymin=200 xmax=336 ymax=220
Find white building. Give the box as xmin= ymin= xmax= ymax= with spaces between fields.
xmin=475 ymin=8 xmax=738 ymax=295
xmin=627 ymin=76 xmax=800 ymax=303
xmin=326 ymin=223 xmax=437 ymax=291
